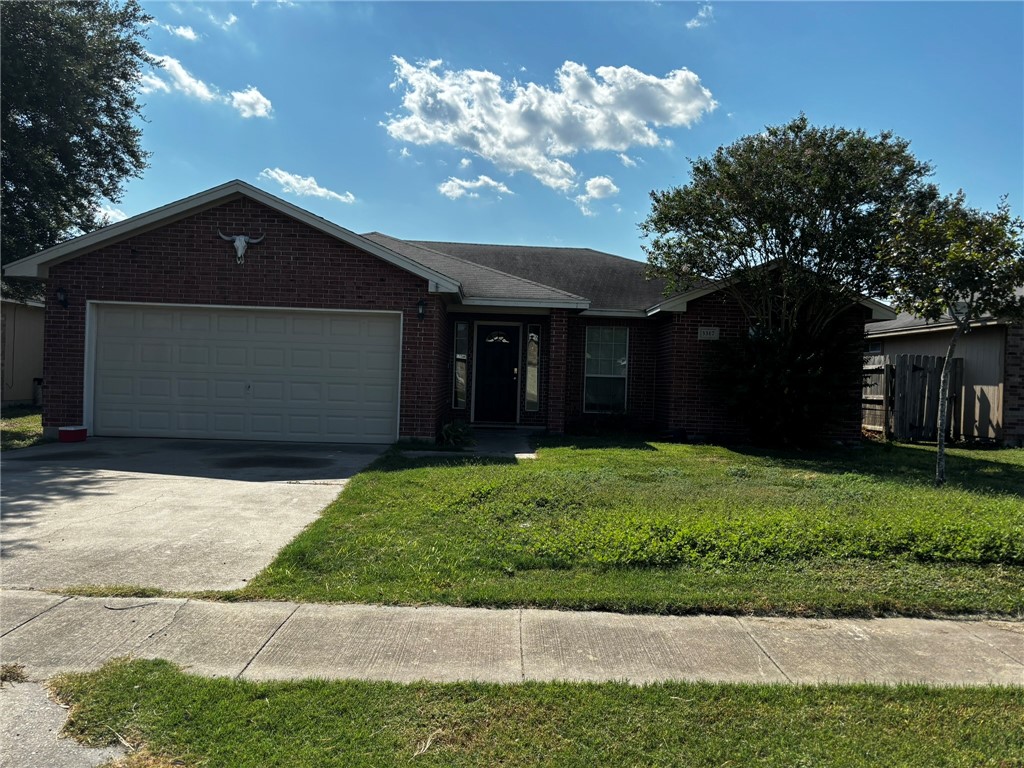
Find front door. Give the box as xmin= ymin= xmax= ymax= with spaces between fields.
xmin=474 ymin=324 xmax=520 ymax=422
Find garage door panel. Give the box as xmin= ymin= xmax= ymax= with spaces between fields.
xmin=93 ymin=305 xmax=400 ymax=443
xmin=138 ymin=377 xmax=172 ymax=397
xmin=253 ymin=348 xmax=286 ymax=367
xmin=291 ymin=349 xmax=324 ymax=368
xmin=254 ymin=316 xmax=287 ymax=334
xmin=216 ymin=315 xmax=249 ymax=334
xmin=215 ymin=347 xmax=247 ymax=367
xmin=177 ymin=379 xmax=209 ymax=398
xmin=138 ymin=411 xmax=172 ymax=430
xmin=178 ymin=346 xmax=209 ymax=365
xmin=177 ymin=412 xmax=209 ymax=431
xmin=142 ymin=312 xmax=174 ymax=331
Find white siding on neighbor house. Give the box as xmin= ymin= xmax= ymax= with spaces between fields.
xmin=878 ymin=325 xmax=1005 ymax=440
xmin=1 ymin=301 xmax=45 ymax=405
xmin=91 ymin=304 xmax=401 ymax=443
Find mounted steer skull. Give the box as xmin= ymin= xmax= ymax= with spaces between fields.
xmin=218 ymin=230 xmax=265 ymax=264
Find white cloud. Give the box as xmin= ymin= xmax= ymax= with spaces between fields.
xmin=164 ymin=24 xmax=198 ymax=40
xmin=207 ymin=11 xmax=239 ymax=29
xmin=618 ymin=153 xmax=637 ymax=167
xmin=230 ymin=86 xmax=273 ymax=118
xmin=138 ymin=72 xmax=170 ymax=94
xmin=96 ymin=204 xmax=129 ymax=224
xmin=438 ymin=175 xmax=513 ymax=200
xmin=400 ymin=147 xmax=412 ymax=158
xmin=686 ymin=4 xmax=714 ymax=29
xmin=258 ymin=168 xmax=356 ymax=204
xmin=459 ymin=157 xmax=472 ymax=169
xmin=384 ymin=57 xmax=715 ymax=195
xmin=142 ymin=56 xmax=272 ymax=119
xmin=574 ymin=175 xmax=619 ymax=216
xmin=150 ymin=55 xmax=217 ymax=101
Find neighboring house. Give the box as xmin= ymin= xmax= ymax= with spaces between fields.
xmin=2 ymin=180 xmax=892 ymax=444
xmin=865 ymin=304 xmax=1024 ymax=445
xmin=1 ymin=295 xmax=45 ymax=406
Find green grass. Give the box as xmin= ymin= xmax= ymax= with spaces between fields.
xmin=0 ymin=405 xmax=45 ymax=450
xmin=237 ymin=438 xmax=1024 ymax=617
xmin=51 ymin=659 xmax=1024 ymax=768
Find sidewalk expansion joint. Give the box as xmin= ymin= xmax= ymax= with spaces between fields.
xmin=0 ymin=593 xmax=73 ymax=638
xmin=518 ymin=609 xmax=525 ymax=681
xmin=956 ymin=621 xmax=1024 ymax=667
xmin=736 ymin=618 xmax=792 ymax=683
xmin=236 ymin=603 xmax=300 ymax=680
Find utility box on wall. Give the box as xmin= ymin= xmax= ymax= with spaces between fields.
xmin=697 ymin=327 xmax=720 ymax=341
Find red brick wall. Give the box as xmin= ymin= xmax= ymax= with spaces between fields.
xmin=547 ymin=310 xmax=568 ymax=433
xmin=662 ymin=292 xmax=749 ymax=441
xmin=564 ymin=316 xmax=657 ymax=430
xmin=1004 ymin=323 xmax=1024 ymax=446
xmin=42 ymin=197 xmax=439 ymax=440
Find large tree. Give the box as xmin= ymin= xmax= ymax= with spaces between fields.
xmin=1 ymin=0 xmax=155 ymax=272
xmin=883 ymin=193 xmax=1024 ymax=485
xmin=642 ymin=115 xmax=936 ymax=444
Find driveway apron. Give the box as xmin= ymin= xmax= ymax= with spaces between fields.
xmin=0 ymin=438 xmax=383 ymax=591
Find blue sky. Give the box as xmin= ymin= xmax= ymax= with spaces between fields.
xmin=120 ymin=1 xmax=1023 ymax=262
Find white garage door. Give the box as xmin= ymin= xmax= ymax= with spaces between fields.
xmin=92 ymin=304 xmax=400 ymax=443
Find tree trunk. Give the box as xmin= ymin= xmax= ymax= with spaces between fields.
xmin=935 ymin=326 xmax=963 ymax=487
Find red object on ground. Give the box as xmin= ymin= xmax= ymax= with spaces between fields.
xmin=58 ymin=426 xmax=87 ymax=443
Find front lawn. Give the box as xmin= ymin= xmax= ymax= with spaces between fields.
xmin=51 ymin=659 xmax=1024 ymax=768
xmin=0 ymin=405 xmax=44 ymax=451
xmin=239 ymin=439 xmax=1024 ymax=616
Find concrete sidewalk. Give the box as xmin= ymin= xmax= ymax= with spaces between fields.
xmin=2 ymin=590 xmax=1021 ymax=686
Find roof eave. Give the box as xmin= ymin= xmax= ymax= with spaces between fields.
xmin=866 ymin=316 xmax=1002 ymax=338
xmin=581 ymin=308 xmax=648 ymax=318
xmin=460 ymin=297 xmax=591 ymax=310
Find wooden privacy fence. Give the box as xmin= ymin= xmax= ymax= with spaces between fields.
xmin=863 ymin=354 xmax=963 ymax=442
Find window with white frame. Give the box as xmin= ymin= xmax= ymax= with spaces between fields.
xmin=584 ymin=326 xmax=628 ymax=413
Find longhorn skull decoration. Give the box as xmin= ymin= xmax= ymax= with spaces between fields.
xmin=218 ymin=230 xmax=265 ymax=264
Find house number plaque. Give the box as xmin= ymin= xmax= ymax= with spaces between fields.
xmin=697 ymin=327 xmax=720 ymax=341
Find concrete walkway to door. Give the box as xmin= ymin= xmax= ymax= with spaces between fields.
xmin=0 ymin=438 xmax=385 ymax=592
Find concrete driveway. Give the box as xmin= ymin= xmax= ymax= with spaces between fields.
xmin=0 ymin=438 xmax=385 ymax=591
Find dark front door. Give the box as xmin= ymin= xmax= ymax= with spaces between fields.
xmin=474 ymin=324 xmax=520 ymax=422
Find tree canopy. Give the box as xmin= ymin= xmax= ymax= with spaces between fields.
xmin=1 ymin=0 xmax=155 ymax=270
xmin=641 ymin=116 xmax=938 ymax=445
xmin=642 ymin=115 xmax=936 ymax=338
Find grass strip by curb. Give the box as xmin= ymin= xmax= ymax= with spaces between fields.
xmin=51 ymin=658 xmax=1024 ymax=768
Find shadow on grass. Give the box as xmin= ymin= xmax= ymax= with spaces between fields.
xmin=726 ymin=442 xmax=1024 ymax=496
xmin=372 ymin=450 xmax=519 ymax=473
xmin=535 ymin=434 xmax=659 ymax=452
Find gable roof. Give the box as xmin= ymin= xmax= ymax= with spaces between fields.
xmin=362 ymin=234 xmax=589 ymax=309
xmin=1 ymin=180 xmax=462 ymax=294
xmin=405 ymin=240 xmax=667 ymax=313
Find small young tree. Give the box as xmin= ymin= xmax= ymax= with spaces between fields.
xmin=642 ymin=115 xmax=936 ymax=444
xmin=883 ymin=193 xmax=1024 ymax=485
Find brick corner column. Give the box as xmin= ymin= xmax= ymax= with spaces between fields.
xmin=546 ymin=309 xmax=568 ymax=434
xmin=1003 ymin=324 xmax=1024 ymax=446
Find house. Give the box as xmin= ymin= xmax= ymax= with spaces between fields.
xmin=865 ymin=303 xmax=1024 ymax=445
xmin=2 ymin=180 xmax=893 ymax=444
xmin=1 ymin=294 xmax=45 ymax=406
